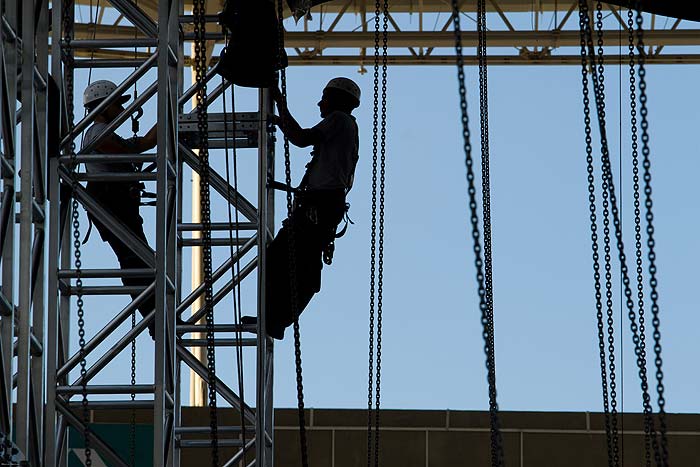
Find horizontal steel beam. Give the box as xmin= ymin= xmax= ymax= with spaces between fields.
xmin=287 ymin=53 xmax=700 ymax=66
xmin=283 ymin=30 xmax=700 ymax=49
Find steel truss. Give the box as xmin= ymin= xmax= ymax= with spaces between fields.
xmin=69 ymin=0 xmax=700 ymax=66
xmin=0 ymin=0 xmax=275 ymax=465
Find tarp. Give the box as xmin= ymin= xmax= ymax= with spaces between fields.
xmin=604 ymin=1 xmax=700 ymax=22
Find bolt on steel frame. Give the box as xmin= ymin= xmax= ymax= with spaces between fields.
xmin=0 ymin=0 xmax=275 ymax=465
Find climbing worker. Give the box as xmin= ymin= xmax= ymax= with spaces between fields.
xmin=246 ymin=77 xmax=361 ymax=339
xmin=80 ymin=80 xmax=158 ymax=338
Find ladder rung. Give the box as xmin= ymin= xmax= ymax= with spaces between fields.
xmin=58 ymin=268 xmax=155 ymax=279
xmin=180 ymin=338 xmax=256 ymax=347
xmin=178 ymin=439 xmax=245 ymax=448
xmin=178 ymin=222 xmax=257 ymax=232
xmin=57 ymin=384 xmax=154 ymax=395
xmin=76 ymin=172 xmax=157 ymax=182
xmin=177 ymin=324 xmax=255 ymax=334
xmin=58 ymin=154 xmax=157 ymax=165
xmin=59 ymin=284 xmax=149 ymax=296
xmin=175 ymin=426 xmax=255 ymax=434
xmin=179 ymin=237 xmax=253 ymax=247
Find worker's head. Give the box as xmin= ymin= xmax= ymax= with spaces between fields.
xmin=318 ymin=77 xmax=361 ymax=117
xmin=83 ymin=80 xmax=130 ymax=121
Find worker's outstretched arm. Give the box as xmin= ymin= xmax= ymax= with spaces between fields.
xmin=271 ymin=87 xmax=320 ymax=148
xmin=92 ymin=123 xmax=157 ymax=154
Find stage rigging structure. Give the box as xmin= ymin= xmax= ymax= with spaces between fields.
xmin=0 ymin=0 xmax=695 ymax=466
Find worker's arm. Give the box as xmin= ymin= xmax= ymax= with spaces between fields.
xmin=271 ymin=87 xmax=320 ymax=148
xmin=92 ymin=124 xmax=157 ymax=154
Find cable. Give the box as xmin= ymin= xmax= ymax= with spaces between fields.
xmin=221 ymin=54 xmax=247 ymax=451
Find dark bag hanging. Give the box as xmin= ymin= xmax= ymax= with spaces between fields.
xmin=217 ymin=0 xmax=288 ymax=88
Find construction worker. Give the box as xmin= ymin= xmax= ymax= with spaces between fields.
xmin=81 ymin=80 xmax=158 ymax=338
xmin=245 ymin=77 xmax=360 ymax=339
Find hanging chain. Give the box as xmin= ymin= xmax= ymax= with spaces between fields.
xmin=366 ymin=0 xmax=380 ymax=462
xmin=625 ymin=4 xmax=652 ymax=466
xmin=63 ymin=1 xmax=91 ymax=465
xmin=594 ymin=4 xmax=620 ymax=466
xmin=633 ymin=5 xmax=669 ymax=466
xmin=578 ymin=4 xmax=614 ymax=464
xmin=476 ymin=1 xmax=504 ymax=465
xmin=130 ymin=309 xmax=136 ymax=467
xmin=452 ymin=2 xmax=504 ymax=466
xmin=373 ymin=2 xmax=388 ymax=466
xmin=577 ymin=5 xmax=664 ymax=466
xmin=275 ymin=1 xmax=309 ymax=465
xmin=193 ymin=0 xmax=219 ymax=464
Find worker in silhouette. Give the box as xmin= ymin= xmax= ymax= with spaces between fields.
xmin=244 ymin=78 xmax=360 ymax=339
xmin=81 ymin=80 xmax=158 ymax=338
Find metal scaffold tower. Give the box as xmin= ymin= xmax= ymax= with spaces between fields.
xmin=0 ymin=0 xmax=697 ymax=466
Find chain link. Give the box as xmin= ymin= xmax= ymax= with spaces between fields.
xmin=577 ymin=5 xmax=664 ymax=467
xmin=192 ymin=0 xmax=219 ymax=463
xmin=633 ymin=5 xmax=669 ymax=465
xmin=130 ymin=308 xmax=136 ymax=467
xmin=452 ymin=2 xmax=504 ymax=466
xmin=275 ymin=1 xmax=309 ymax=465
xmin=626 ymin=5 xmax=652 ymax=466
xmin=63 ymin=0 xmax=91 ymax=464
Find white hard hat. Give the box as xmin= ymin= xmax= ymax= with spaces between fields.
xmin=324 ymin=77 xmax=361 ymax=104
xmin=83 ymin=80 xmax=129 ymax=108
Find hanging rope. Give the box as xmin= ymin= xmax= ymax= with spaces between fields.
xmin=451 ymin=1 xmax=504 ymax=465
xmin=275 ymin=1 xmax=309 ymax=465
xmin=192 ymin=0 xmax=219 ymax=464
xmin=63 ymin=0 xmax=91 ymax=465
xmin=633 ymin=4 xmax=669 ymax=465
xmin=221 ymin=45 xmax=248 ymax=451
xmin=366 ymin=0 xmax=388 ymax=466
xmin=577 ymin=4 xmax=668 ymax=466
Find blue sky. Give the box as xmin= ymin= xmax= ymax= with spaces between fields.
xmin=67 ymin=7 xmax=700 ymax=415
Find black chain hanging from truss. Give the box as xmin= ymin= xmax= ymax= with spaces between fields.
xmin=593 ymin=4 xmax=620 ymax=466
xmin=576 ymin=5 xmax=667 ymax=467
xmin=633 ymin=4 xmax=669 ymax=465
xmin=476 ymin=1 xmax=505 ymax=464
xmin=580 ymin=4 xmax=613 ymax=463
xmin=451 ymin=2 xmax=504 ymax=466
xmin=625 ymin=4 xmax=652 ymax=466
xmin=192 ymin=0 xmax=219 ymax=464
xmin=275 ymin=1 xmax=309 ymax=465
xmin=366 ymin=0 xmax=388 ymax=466
xmin=63 ymin=1 xmax=92 ymax=465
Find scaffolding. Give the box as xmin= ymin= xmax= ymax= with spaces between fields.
xmin=0 ymin=0 xmax=698 ymax=466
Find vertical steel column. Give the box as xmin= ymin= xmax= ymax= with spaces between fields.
xmin=256 ymin=88 xmax=275 ymax=467
xmin=16 ymin=0 xmax=48 ymax=463
xmin=154 ymin=0 xmax=179 ymax=463
xmin=46 ymin=0 xmax=67 ymax=463
xmin=0 ymin=0 xmax=18 ymax=440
